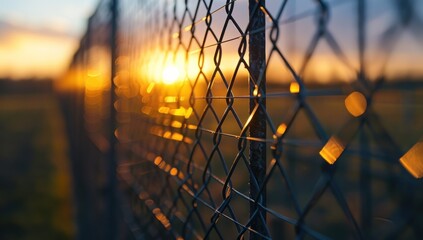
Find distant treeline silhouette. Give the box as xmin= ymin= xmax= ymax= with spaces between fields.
xmin=0 ymin=79 xmax=53 ymax=95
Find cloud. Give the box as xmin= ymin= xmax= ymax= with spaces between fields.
xmin=0 ymin=19 xmax=79 ymax=79
xmin=0 ymin=18 xmax=77 ymax=41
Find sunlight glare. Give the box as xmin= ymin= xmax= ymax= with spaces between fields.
xmin=162 ymin=65 xmax=181 ymax=84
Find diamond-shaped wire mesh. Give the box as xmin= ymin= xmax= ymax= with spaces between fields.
xmin=63 ymin=0 xmax=423 ymax=239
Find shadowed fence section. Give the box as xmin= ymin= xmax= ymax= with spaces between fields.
xmin=59 ymin=0 xmax=423 ymax=239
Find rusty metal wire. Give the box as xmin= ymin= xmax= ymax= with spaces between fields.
xmin=64 ymin=0 xmax=423 ymax=239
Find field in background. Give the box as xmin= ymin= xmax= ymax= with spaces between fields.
xmin=0 ymin=92 xmax=74 ymax=239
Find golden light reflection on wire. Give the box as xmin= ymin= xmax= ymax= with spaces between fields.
xmin=253 ymin=85 xmax=260 ymax=97
xmin=170 ymin=168 xmax=178 ymax=176
xmin=154 ymin=156 xmax=163 ymax=165
xmin=152 ymin=155 xmax=185 ymax=180
xmin=150 ymin=127 xmax=193 ymax=144
xmin=156 ymin=106 xmax=192 ymax=118
xmin=319 ymin=136 xmax=345 ymax=164
xmin=289 ymin=82 xmax=300 ymax=94
xmin=146 ymin=82 xmax=155 ymax=93
xmin=400 ymin=141 xmax=423 ymax=178
xmin=276 ymin=123 xmax=287 ymax=137
xmin=171 ymin=121 xmax=183 ymax=128
xmin=171 ymin=107 xmax=193 ymax=119
xmin=158 ymin=106 xmax=170 ymax=114
xmin=137 ymin=191 xmax=172 ymax=230
xmin=170 ymin=120 xmax=197 ymax=130
xmin=164 ymin=96 xmax=178 ymax=103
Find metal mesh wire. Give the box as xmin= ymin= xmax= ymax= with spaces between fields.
xmin=64 ymin=0 xmax=423 ymax=239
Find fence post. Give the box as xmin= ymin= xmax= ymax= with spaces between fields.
xmin=249 ymin=0 xmax=266 ymax=238
xmin=108 ymin=0 xmax=118 ymax=239
xmin=358 ymin=0 xmax=366 ymax=79
xmin=357 ymin=0 xmax=371 ymax=237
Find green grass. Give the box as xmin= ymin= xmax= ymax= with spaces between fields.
xmin=0 ymin=94 xmax=74 ymax=240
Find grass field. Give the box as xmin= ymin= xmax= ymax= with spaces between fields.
xmin=0 ymin=94 xmax=74 ymax=239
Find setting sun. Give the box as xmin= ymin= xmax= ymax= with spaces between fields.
xmin=161 ymin=65 xmax=181 ymax=85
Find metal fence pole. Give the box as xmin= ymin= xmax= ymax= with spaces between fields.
xmin=249 ymin=0 xmax=266 ymax=238
xmin=358 ymin=0 xmax=366 ymax=79
xmin=357 ymin=0 xmax=371 ymax=237
xmin=108 ymin=0 xmax=119 ymax=239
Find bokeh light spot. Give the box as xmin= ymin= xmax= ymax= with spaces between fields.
xmin=345 ymin=91 xmax=367 ymax=117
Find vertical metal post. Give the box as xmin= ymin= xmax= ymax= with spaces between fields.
xmin=359 ymin=130 xmax=371 ymax=237
xmin=358 ymin=0 xmax=366 ymax=78
xmin=108 ymin=0 xmax=118 ymax=239
xmin=358 ymin=0 xmax=370 ymax=237
xmin=249 ymin=0 xmax=266 ymax=238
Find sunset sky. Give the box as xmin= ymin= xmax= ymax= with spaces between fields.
xmin=0 ymin=0 xmax=422 ymax=81
xmin=0 ymin=0 xmax=98 ymax=79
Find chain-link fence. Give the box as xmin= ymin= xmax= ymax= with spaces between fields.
xmin=60 ymin=0 xmax=423 ymax=239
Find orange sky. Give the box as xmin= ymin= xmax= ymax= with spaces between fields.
xmin=0 ymin=0 xmax=98 ymax=80
xmin=1 ymin=0 xmax=422 ymax=82
xmin=0 ymin=21 xmax=77 ymax=79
